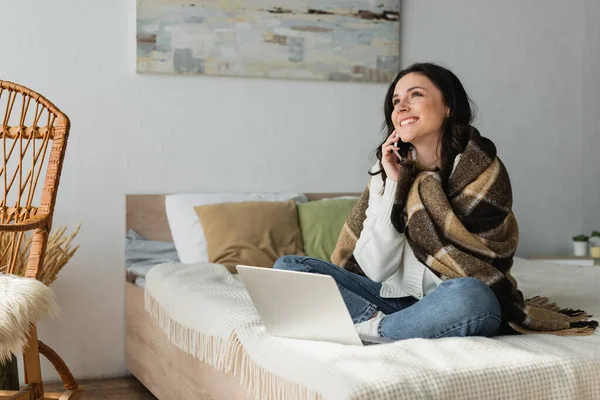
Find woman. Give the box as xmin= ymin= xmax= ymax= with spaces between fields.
xmin=274 ymin=63 xmax=596 ymax=341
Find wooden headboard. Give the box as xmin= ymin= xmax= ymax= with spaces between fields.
xmin=126 ymin=193 xmax=360 ymax=242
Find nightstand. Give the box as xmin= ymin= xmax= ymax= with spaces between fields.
xmin=529 ymin=256 xmax=599 ymax=267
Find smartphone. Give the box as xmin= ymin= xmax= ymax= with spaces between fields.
xmin=393 ymin=132 xmax=402 ymax=160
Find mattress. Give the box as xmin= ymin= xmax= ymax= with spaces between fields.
xmin=145 ymin=258 xmax=600 ymax=400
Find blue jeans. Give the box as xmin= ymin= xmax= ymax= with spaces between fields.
xmin=273 ymin=255 xmax=501 ymax=341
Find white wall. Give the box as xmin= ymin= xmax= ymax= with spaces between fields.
xmin=1 ymin=0 xmax=598 ymax=381
xmin=583 ymin=0 xmax=600 ymax=233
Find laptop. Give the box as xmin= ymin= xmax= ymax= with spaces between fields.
xmin=236 ymin=265 xmax=394 ymax=346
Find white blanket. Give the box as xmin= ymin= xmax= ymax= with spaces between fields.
xmin=145 ymin=258 xmax=600 ymax=400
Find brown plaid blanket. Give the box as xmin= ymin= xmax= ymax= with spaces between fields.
xmin=332 ymin=127 xmax=597 ymax=335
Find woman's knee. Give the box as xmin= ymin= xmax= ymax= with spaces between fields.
xmin=272 ymin=255 xmax=306 ymax=270
xmin=430 ymin=278 xmax=501 ymax=337
xmin=441 ymin=277 xmax=502 ymax=320
xmin=273 ymin=255 xmax=339 ymax=276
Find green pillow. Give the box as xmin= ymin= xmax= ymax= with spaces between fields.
xmin=297 ymin=198 xmax=359 ymax=261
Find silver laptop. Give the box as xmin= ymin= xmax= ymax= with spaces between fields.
xmin=236 ymin=265 xmax=393 ymax=346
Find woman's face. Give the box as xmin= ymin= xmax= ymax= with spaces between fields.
xmin=391 ymin=72 xmax=449 ymax=145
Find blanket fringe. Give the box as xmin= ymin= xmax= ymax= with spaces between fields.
xmin=559 ymin=308 xmax=585 ymax=317
xmin=145 ymin=292 xmax=323 ymax=400
xmin=524 ymin=296 xmax=560 ymax=312
xmin=571 ymin=320 xmax=599 ymax=330
xmin=512 ymin=296 xmax=598 ymax=336
xmin=229 ymin=331 xmax=323 ymax=400
xmin=509 ymin=322 xmax=598 ymax=336
xmin=526 ymin=296 xmax=597 ymax=324
xmin=144 ymin=292 xmax=230 ymax=369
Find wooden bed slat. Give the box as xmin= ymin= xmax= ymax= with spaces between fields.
xmin=126 ymin=195 xmax=170 ymax=242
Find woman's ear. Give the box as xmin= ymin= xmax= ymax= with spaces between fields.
xmin=445 ymin=107 xmax=451 ymax=118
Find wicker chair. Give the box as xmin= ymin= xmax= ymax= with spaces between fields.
xmin=0 ymin=81 xmax=81 ymax=400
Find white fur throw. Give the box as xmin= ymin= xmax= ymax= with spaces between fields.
xmin=0 ymin=274 xmax=59 ymax=362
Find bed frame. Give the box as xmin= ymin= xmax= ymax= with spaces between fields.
xmin=125 ymin=193 xmax=358 ymax=399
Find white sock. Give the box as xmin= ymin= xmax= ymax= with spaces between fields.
xmin=355 ymin=311 xmax=385 ymax=337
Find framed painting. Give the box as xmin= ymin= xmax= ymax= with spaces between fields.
xmin=136 ymin=0 xmax=400 ymax=82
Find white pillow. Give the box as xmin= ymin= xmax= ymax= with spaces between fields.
xmin=165 ymin=193 xmax=308 ymax=264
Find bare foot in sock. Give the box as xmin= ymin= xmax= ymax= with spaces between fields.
xmin=355 ymin=311 xmax=386 ymax=336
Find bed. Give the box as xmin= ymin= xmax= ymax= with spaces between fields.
xmin=125 ymin=193 xmax=357 ymax=399
xmin=125 ymin=194 xmax=600 ymax=400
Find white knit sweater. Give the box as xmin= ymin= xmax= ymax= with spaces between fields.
xmin=353 ymin=157 xmax=461 ymax=299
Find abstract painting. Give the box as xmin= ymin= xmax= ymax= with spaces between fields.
xmin=136 ymin=0 xmax=400 ymax=83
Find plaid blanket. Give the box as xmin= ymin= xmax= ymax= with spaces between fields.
xmin=332 ymin=127 xmax=597 ymax=335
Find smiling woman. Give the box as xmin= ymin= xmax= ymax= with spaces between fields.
xmin=392 ymin=79 xmax=449 ymax=149
xmin=274 ymin=62 xmax=598 ymax=341
xmin=374 ymin=62 xmax=475 ymax=184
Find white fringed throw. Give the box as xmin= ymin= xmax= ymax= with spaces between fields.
xmin=145 ymin=261 xmax=600 ymax=400
xmin=0 ymin=274 xmax=59 ymax=362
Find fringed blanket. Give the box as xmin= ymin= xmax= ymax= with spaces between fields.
xmin=331 ymin=127 xmax=597 ymax=335
xmin=144 ymin=260 xmax=600 ymax=400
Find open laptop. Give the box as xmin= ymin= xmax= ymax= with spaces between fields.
xmin=236 ymin=265 xmax=394 ymax=346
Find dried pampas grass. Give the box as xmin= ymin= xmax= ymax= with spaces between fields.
xmin=0 ymin=225 xmax=80 ymax=285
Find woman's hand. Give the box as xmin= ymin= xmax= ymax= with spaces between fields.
xmin=381 ymin=131 xmax=402 ymax=182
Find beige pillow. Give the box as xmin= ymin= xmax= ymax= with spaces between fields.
xmin=194 ymin=200 xmax=304 ymax=273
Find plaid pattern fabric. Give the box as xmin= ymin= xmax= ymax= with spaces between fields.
xmin=332 ymin=127 xmax=597 ymax=335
